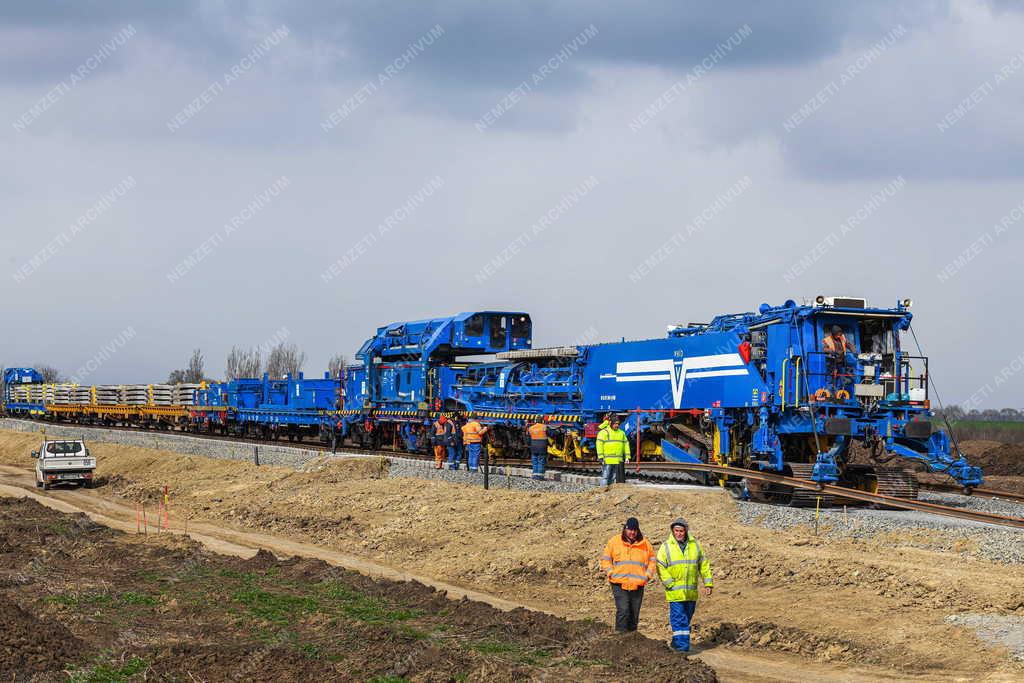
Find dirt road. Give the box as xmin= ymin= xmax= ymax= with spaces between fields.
xmin=1 ymin=430 xmax=1022 ymax=681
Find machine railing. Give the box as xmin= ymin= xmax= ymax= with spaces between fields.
xmin=797 ymin=351 xmax=929 ymax=403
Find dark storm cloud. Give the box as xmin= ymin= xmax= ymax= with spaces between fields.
xmin=272 ymin=1 xmax=947 ymax=86
xmin=0 ymin=2 xmax=950 ymax=89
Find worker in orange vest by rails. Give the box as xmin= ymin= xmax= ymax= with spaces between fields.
xmin=600 ymin=517 xmax=656 ymax=633
xmin=461 ymin=417 xmax=489 ymax=472
xmin=527 ymin=417 xmax=548 ymax=481
xmin=431 ymin=415 xmax=455 ymax=470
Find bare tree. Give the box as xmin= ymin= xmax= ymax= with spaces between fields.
xmin=226 ymin=346 xmax=263 ymax=380
xmin=327 ymin=353 xmax=348 ymax=379
xmin=34 ymin=364 xmax=64 ymax=383
xmin=185 ymin=348 xmax=204 ymax=383
xmin=166 ymin=349 xmax=205 ymax=384
xmin=265 ymin=342 xmax=306 ymax=379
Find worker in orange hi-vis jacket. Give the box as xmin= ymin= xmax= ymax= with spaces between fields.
xmin=461 ymin=418 xmax=489 ymax=472
xmin=527 ymin=418 xmax=548 ymax=481
xmin=600 ymin=517 xmax=656 ymax=633
xmin=431 ymin=415 xmax=454 ymax=469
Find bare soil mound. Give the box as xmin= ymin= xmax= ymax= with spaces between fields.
xmin=962 ymin=442 xmax=1024 ymax=477
xmin=0 ymin=497 xmax=717 ymax=682
xmin=0 ymin=593 xmax=84 ymax=676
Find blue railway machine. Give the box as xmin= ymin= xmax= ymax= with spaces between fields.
xmin=343 ymin=298 xmax=979 ymax=504
xmin=2 ymin=297 xmax=984 ymax=505
xmin=191 ymin=372 xmax=342 ymax=441
xmin=575 ymin=295 xmax=983 ymax=503
xmin=339 ymin=311 xmax=535 ymax=451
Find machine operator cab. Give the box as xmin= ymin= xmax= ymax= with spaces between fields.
xmin=805 ymin=296 xmax=924 ymax=406
xmin=353 ymin=311 xmax=532 ymax=410
xmin=454 ymin=312 xmax=532 ymax=354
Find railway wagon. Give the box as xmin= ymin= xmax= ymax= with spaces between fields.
xmin=190 ymin=373 xmax=342 ymax=441
xmin=2 ymin=368 xmax=46 ymax=416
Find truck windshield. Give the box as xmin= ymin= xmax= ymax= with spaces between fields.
xmin=45 ymin=442 xmax=83 ymax=455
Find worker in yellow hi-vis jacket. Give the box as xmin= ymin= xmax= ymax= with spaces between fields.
xmin=656 ymin=518 xmax=713 ymax=653
xmin=596 ymin=417 xmax=630 ymax=486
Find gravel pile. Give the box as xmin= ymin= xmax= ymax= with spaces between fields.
xmin=946 ymin=614 xmax=1024 ymax=661
xmin=387 ymin=458 xmax=596 ymax=494
xmin=737 ymin=501 xmax=1024 ymax=564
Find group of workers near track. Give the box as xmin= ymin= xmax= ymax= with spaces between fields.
xmin=429 ymin=414 xmax=556 ymax=480
xmin=602 ymin=516 xmax=713 ymax=652
xmin=430 ymin=414 xmax=633 ymax=483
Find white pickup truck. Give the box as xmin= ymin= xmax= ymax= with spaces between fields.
xmin=32 ymin=439 xmax=96 ymax=490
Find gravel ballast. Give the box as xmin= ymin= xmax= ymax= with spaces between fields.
xmin=946 ymin=614 xmax=1024 ymax=661
xmin=737 ymin=500 xmax=1024 ymax=564
xmin=386 ymin=458 xmax=596 ymax=493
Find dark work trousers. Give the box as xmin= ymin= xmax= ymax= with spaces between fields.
xmin=615 ymin=462 xmax=627 ymax=483
xmin=611 ymin=583 xmax=644 ymax=632
xmin=530 ymin=439 xmax=547 ymax=477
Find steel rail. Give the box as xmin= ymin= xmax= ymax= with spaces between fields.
xmin=919 ymin=481 xmax=1024 ymax=504
xmin=635 ymin=462 xmax=1024 ymax=530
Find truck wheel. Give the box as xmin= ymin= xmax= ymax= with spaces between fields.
xmin=35 ymin=480 xmax=42 ymax=489
xmin=85 ymin=480 xmax=94 ymax=489
xmin=42 ymin=481 xmax=50 ymax=491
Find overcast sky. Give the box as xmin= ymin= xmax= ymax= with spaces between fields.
xmin=2 ymin=0 xmax=1022 ymax=409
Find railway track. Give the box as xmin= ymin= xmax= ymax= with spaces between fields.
xmin=8 ymin=418 xmax=1024 ymax=530
xmin=639 ymin=462 xmax=1024 ymax=530
xmin=919 ymin=481 xmax=1024 ymax=504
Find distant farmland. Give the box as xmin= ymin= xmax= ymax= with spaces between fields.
xmin=949 ymin=420 xmax=1024 ymax=444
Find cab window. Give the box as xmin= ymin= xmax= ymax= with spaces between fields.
xmin=511 ymin=315 xmax=530 ymax=339
xmin=465 ymin=314 xmax=484 ymax=336
xmin=489 ymin=315 xmax=507 ymax=347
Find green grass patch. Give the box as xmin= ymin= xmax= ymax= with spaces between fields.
xmin=232 ymin=587 xmax=318 ymax=625
xmin=47 ymin=592 xmax=158 ymax=609
xmin=119 ymin=592 xmax=157 ymax=606
xmin=470 ymin=639 xmax=553 ymax=666
xmin=67 ymin=656 xmax=148 ymax=683
xmin=317 ymin=581 xmax=422 ymax=624
xmin=217 ymin=568 xmax=260 ymax=582
xmin=299 ymin=642 xmax=322 ymax=659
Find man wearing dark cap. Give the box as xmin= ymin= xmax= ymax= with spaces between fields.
xmin=822 ymin=325 xmax=857 ymax=395
xmin=822 ymin=325 xmax=852 ymax=354
xmin=599 ymin=517 xmax=656 ymax=632
xmin=656 ymin=518 xmax=713 ymax=652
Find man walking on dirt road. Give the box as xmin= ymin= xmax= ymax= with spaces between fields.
xmin=656 ymin=518 xmax=713 ymax=653
xmin=600 ymin=517 xmax=656 ymax=633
